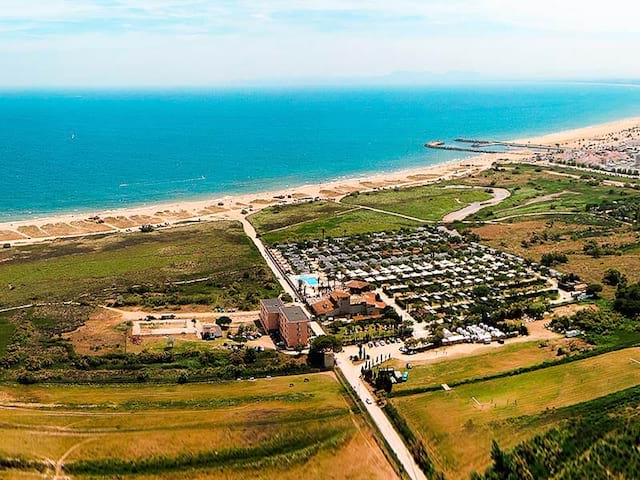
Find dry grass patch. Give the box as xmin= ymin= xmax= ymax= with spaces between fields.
xmin=0 ymin=373 xmax=397 ymax=479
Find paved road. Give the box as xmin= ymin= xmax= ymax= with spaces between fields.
xmin=335 ymin=350 xmax=427 ymax=480
xmin=442 ymin=187 xmax=511 ymax=222
xmin=231 ymin=213 xmax=301 ymax=301
xmin=233 ymin=212 xmax=423 ymax=477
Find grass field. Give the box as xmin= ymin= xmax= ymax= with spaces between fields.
xmin=248 ymin=201 xmax=352 ymax=234
xmin=386 ymin=341 xmax=567 ymax=393
xmin=390 ymin=346 xmax=640 ymax=478
xmin=0 ymin=313 xmax=16 ymax=356
xmin=0 ymin=221 xmax=280 ymax=309
xmin=459 ymin=163 xmax=639 ymax=221
xmin=260 ymin=208 xmax=422 ymax=244
xmin=0 ymin=372 xmax=397 ymax=479
xmin=341 ymin=185 xmax=492 ymax=221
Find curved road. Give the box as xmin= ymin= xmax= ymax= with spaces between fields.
xmin=442 ymin=187 xmax=511 ymax=222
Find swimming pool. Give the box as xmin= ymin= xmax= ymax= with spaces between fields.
xmin=296 ymin=274 xmax=319 ymax=287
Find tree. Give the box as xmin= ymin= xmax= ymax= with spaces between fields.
xmin=614 ymin=282 xmax=640 ymax=317
xmin=308 ymin=335 xmax=342 ymax=367
xmin=541 ymin=252 xmax=568 ymax=267
xmin=216 ymin=316 xmax=232 ymax=329
xmin=586 ymin=283 xmax=603 ymax=298
xmin=473 ymin=284 xmax=491 ymax=299
xmin=243 ymin=347 xmax=257 ymax=364
xmin=375 ymin=371 xmax=393 ymax=393
xmin=603 ymin=269 xmax=626 ymax=286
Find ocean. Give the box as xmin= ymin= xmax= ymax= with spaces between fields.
xmin=2 ymin=82 xmax=640 ymax=221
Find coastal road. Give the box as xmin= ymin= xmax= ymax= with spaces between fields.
xmin=231 ymin=212 xmax=300 ymax=301
xmin=335 ymin=351 xmax=427 ymax=480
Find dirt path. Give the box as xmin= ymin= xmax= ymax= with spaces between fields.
xmin=349 ymin=204 xmax=432 ymax=223
xmin=264 ymin=207 xmax=362 ymax=234
xmin=101 ymin=305 xmax=259 ymax=322
xmin=54 ymin=437 xmax=99 ymax=480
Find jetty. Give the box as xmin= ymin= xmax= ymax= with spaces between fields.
xmin=425 ymin=138 xmax=564 ymax=154
xmin=424 ymin=141 xmax=506 ymax=154
xmin=455 ymin=138 xmax=564 ymax=152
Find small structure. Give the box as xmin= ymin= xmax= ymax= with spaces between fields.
xmin=346 ymin=280 xmax=371 ymax=294
xmin=201 ymin=323 xmax=223 ymax=340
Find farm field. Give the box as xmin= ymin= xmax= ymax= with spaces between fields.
xmin=341 ymin=185 xmax=492 ymax=221
xmin=0 ymin=372 xmax=397 ymax=480
xmin=386 ymin=340 xmax=571 ymax=393
xmin=260 ymin=208 xmax=422 ymax=244
xmin=0 ymin=221 xmax=280 ymax=310
xmin=390 ymin=346 xmax=640 ymax=479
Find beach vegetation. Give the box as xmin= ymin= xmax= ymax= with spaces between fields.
xmin=0 ymin=221 xmax=280 ymax=310
xmin=261 ymin=209 xmax=422 ymax=244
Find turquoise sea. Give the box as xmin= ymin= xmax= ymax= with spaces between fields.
xmin=2 ymin=82 xmax=640 ymax=221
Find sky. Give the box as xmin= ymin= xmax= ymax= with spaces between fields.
xmin=1 ymin=0 xmax=639 ymax=87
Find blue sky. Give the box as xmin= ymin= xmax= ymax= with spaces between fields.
xmin=1 ymin=0 xmax=639 ymax=87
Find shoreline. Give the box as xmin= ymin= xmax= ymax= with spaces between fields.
xmin=2 ymin=115 xmax=639 ymax=245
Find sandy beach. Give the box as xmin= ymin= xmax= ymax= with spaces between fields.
xmin=2 ymin=116 xmax=639 ymax=245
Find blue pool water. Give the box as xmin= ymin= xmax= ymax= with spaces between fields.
xmin=296 ymin=274 xmax=319 ymax=287
xmin=2 ymin=82 xmax=640 ymax=221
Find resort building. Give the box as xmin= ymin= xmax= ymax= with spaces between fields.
xmin=310 ymin=289 xmax=386 ymax=319
xmin=278 ymin=306 xmax=310 ymax=349
xmin=259 ymin=298 xmax=284 ymax=331
xmin=259 ymin=298 xmax=310 ymax=348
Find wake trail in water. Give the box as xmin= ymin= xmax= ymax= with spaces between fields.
xmin=119 ymin=176 xmax=206 ymax=188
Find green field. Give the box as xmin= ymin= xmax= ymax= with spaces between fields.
xmin=460 ymin=163 xmax=640 ymax=221
xmin=475 ymin=384 xmax=640 ymax=479
xmin=261 ymin=208 xmax=422 ymax=244
xmin=390 ymin=347 xmax=640 ymax=478
xmin=386 ymin=341 xmax=562 ymax=393
xmin=248 ymin=200 xmax=352 ymax=234
xmin=0 ymin=373 xmax=397 ymax=479
xmin=341 ymin=185 xmax=492 ymax=221
xmin=0 ymin=314 xmax=16 ymax=356
xmin=0 ymin=221 xmax=280 ymax=309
